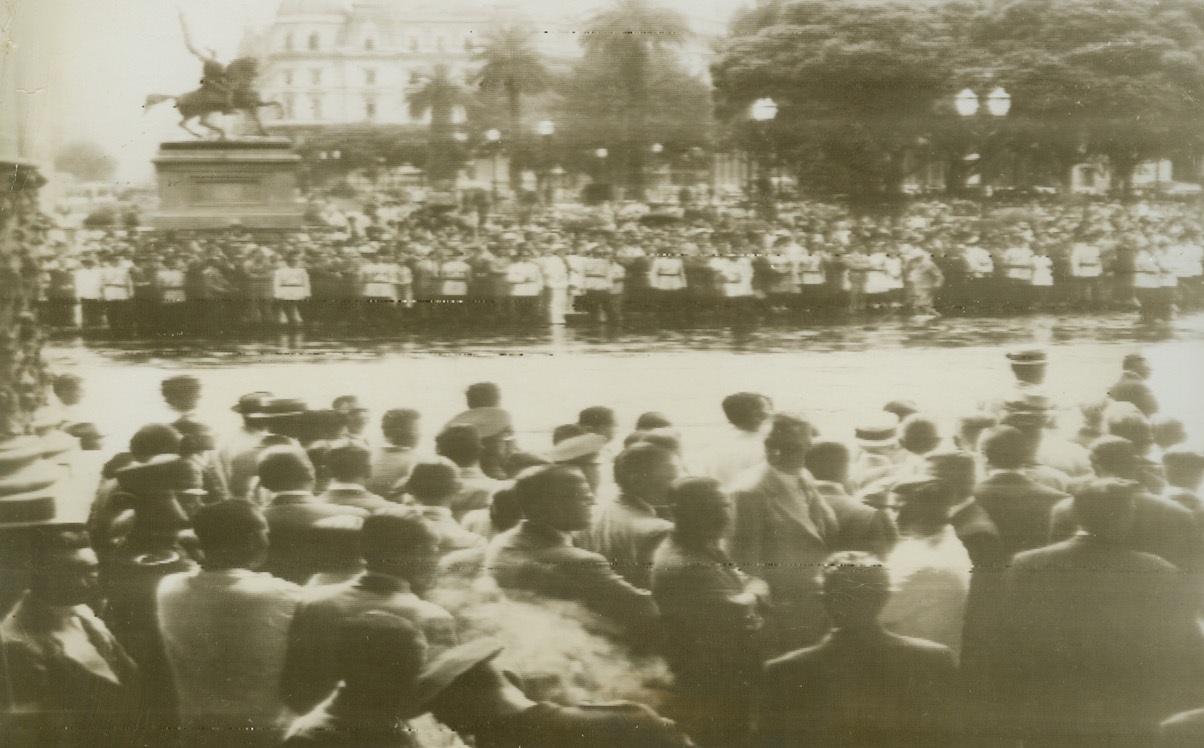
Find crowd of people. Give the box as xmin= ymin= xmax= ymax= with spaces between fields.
xmin=4 ymin=347 xmax=1204 ymax=748
xmin=37 ymin=197 xmax=1204 ymax=337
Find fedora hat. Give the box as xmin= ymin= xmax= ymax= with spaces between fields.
xmin=855 ymin=413 xmax=900 ymax=449
xmin=232 ymin=391 xmax=273 ymax=415
xmin=401 ymin=637 xmax=505 ymax=719
xmin=248 ymin=397 xmax=308 ymax=421
xmin=1006 ymin=348 xmax=1047 ymax=366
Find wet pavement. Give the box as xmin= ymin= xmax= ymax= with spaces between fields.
xmin=44 ymin=310 xmax=1204 ymax=505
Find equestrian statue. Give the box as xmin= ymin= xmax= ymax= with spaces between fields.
xmin=145 ymin=13 xmax=283 ymax=139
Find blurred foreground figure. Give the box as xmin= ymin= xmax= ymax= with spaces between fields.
xmin=2 ymin=525 xmax=140 ymax=748
xmin=758 ymin=551 xmax=957 ymax=748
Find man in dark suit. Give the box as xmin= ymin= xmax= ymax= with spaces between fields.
xmin=1001 ymin=479 xmax=1204 ymax=748
xmin=316 ymin=443 xmax=392 ymax=513
xmin=485 ymin=465 xmax=658 ymax=631
xmin=729 ymin=414 xmax=844 ymax=653
xmin=1108 ymin=351 xmax=1158 ymax=416
xmin=258 ymin=448 xmax=367 ymax=584
xmin=806 ymin=440 xmax=898 ymax=559
xmin=1050 ymin=436 xmax=1197 ymax=570
xmin=758 ymin=551 xmax=958 ymax=748
xmin=973 ymin=425 xmax=1069 ymax=559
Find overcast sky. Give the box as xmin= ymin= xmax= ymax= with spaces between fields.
xmin=28 ymin=0 xmax=745 ymax=184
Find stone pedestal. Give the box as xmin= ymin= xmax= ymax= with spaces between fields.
xmin=150 ymin=138 xmax=304 ymax=230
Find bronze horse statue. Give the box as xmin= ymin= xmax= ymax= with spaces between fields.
xmin=145 ymin=57 xmax=283 ymax=139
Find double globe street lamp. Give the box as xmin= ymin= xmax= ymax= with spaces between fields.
xmin=955 ymin=86 xmax=1011 ymax=199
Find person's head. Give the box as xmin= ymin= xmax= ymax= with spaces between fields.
xmin=722 ymin=392 xmax=772 ymax=433
xmin=981 ymin=426 xmax=1026 ymax=471
xmin=1007 ymin=349 xmax=1047 ymax=385
xmin=765 ymin=414 xmax=814 ymax=474
xmin=435 ymin=425 xmax=483 ymax=468
xmin=176 ymin=420 xmax=216 ymax=457
xmin=806 ymin=440 xmax=850 ymax=485
xmin=52 ymin=374 xmax=84 ymax=406
xmin=361 ymin=509 xmax=441 ymax=591
xmin=466 ymin=382 xmax=501 ymax=409
xmin=1122 ymin=352 xmax=1152 ymax=381
xmin=161 ymin=375 xmax=202 ymax=413
xmin=926 ymin=450 xmax=978 ymax=500
xmin=327 ymin=443 xmax=373 ymax=485
xmin=333 ymin=395 xmax=370 ymax=435
xmin=1107 ymin=412 xmax=1154 ymax=456
xmin=1078 ymin=399 xmax=1109 ymax=434
xmin=487 ymin=487 xmax=524 ymax=534
xmin=1163 ymin=448 xmax=1204 ymax=491
xmin=129 ymin=423 xmax=182 ymax=463
xmin=514 ymin=465 xmax=595 ymax=532
xmin=577 ymin=406 xmax=618 ymax=442
xmin=193 ymin=500 xmax=270 ymax=571
xmin=883 ymin=400 xmax=919 ymax=422
xmin=552 ymin=423 xmax=587 ymax=445
xmin=613 ymin=443 xmax=679 ymax=506
xmin=1073 ymin=478 xmax=1139 ymax=543
xmin=1151 ymin=416 xmax=1188 ymax=451
xmin=635 ymin=411 xmax=673 ymax=431
xmin=1090 ymin=435 xmax=1141 ymax=480
xmin=954 ymin=412 xmax=996 ymax=453
xmin=297 ymin=409 xmax=348 ymax=447
xmin=406 ymin=459 xmax=461 ymax=507
xmin=821 ymin=551 xmax=891 ymax=630
xmin=899 ymin=414 xmax=941 ymax=456
xmin=670 ymin=477 xmax=731 ymax=542
xmin=336 ymin=612 xmax=428 ymax=711
xmin=893 ymin=479 xmax=955 ymax=537
xmin=28 ymin=525 xmax=98 ymax=607
xmin=381 ymin=409 xmax=421 ymax=448
xmin=257 ymin=447 xmax=316 ymax=493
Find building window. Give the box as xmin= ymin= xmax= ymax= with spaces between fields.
xmin=311 ymin=96 xmax=323 ymax=120
xmin=308 ymin=32 xmax=320 ymax=51
xmin=284 ymin=33 xmax=294 ymax=51
xmin=311 ymin=69 xmax=322 ymax=86
xmin=365 ymin=98 xmax=376 ymax=120
xmin=365 ymin=68 xmax=377 ymax=86
xmin=365 ymin=37 xmax=375 ymax=51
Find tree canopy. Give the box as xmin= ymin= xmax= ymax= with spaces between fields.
xmin=54 ymin=141 xmax=118 ymax=183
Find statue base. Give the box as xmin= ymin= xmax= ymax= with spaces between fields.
xmin=150 ymin=138 xmax=305 ymax=231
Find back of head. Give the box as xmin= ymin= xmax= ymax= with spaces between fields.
xmin=488 ymin=487 xmax=524 ymax=534
xmin=1073 ymin=478 xmax=1139 ymax=542
xmin=53 ymin=374 xmax=83 ymax=403
xmin=821 ymin=551 xmax=891 ymax=629
xmin=298 ymin=409 xmax=347 ymax=445
xmin=406 ymin=459 xmax=460 ymax=505
xmin=381 ymin=409 xmax=421 ymax=447
xmin=1090 ymin=435 xmax=1140 ymax=479
xmin=129 ymin=423 xmax=182 ymax=462
xmin=193 ymin=500 xmax=267 ymax=567
xmin=436 ymin=425 xmax=483 ymax=468
xmin=466 ymin=382 xmax=501 ymax=409
xmin=926 ymin=449 xmax=977 ymax=499
xmin=765 ymin=413 xmax=814 ymax=456
xmin=514 ymin=465 xmax=580 ymax=522
xmin=161 ymin=375 xmax=201 ymax=411
xmin=623 ymin=429 xmax=682 ymax=455
xmin=1151 ymin=416 xmax=1187 ymax=450
xmin=981 ymin=426 xmax=1026 ymax=470
xmin=806 ymin=440 xmax=850 ymax=483
xmin=613 ymin=442 xmax=675 ymax=494
xmin=669 ymin=477 xmax=728 ymax=540
xmin=899 ymin=414 xmax=941 ymax=456
xmin=326 ymin=443 xmax=372 ymax=484
xmin=1107 ymin=412 xmax=1154 ymax=452
xmin=722 ymin=392 xmax=770 ymax=432
xmin=257 ymin=446 xmax=315 ymax=493
xmin=635 ymin=411 xmax=673 ymax=431
xmin=578 ymin=406 xmax=616 ymax=435
xmin=361 ymin=509 xmax=439 ymax=568
xmin=1164 ymin=448 xmax=1204 ymax=489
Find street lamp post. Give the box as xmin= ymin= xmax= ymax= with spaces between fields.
xmin=750 ymin=97 xmax=779 ymax=217
xmin=536 ymin=120 xmax=555 ymax=204
xmin=485 ymin=128 xmax=501 ymax=204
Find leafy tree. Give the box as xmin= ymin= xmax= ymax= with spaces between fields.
xmin=407 ymin=65 xmax=475 ymax=184
xmin=578 ymin=0 xmax=694 ymax=197
xmin=54 ymin=141 xmax=118 ymax=183
xmin=473 ymin=25 xmax=552 ymax=189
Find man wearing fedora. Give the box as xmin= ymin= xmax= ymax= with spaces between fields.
xmin=224 ymin=397 xmax=306 ymax=502
xmin=972 ymin=425 xmax=1069 ymax=560
xmin=217 ymin=391 xmax=273 ymax=491
xmin=983 ymin=348 xmax=1051 ymax=416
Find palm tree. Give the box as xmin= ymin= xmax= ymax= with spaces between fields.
xmin=473 ymin=25 xmax=552 ymax=191
xmin=407 ymin=65 xmax=475 ymax=184
xmin=582 ymin=0 xmax=691 ymax=197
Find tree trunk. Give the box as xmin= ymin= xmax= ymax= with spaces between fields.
xmin=507 ymin=84 xmax=522 ymax=194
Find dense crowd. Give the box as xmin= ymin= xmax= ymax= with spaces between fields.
xmin=38 ymin=198 xmax=1204 ymax=337
xmin=4 ymin=348 xmax=1204 ymax=748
